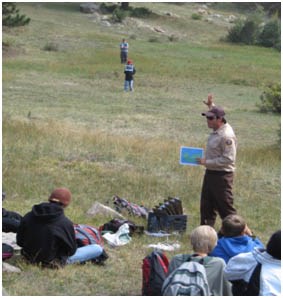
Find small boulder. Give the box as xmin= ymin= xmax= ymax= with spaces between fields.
xmin=87 ymin=202 xmax=125 ymax=219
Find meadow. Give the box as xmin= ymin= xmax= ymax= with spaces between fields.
xmin=2 ymin=3 xmax=281 ymax=295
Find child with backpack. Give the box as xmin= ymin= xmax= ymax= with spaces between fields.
xmin=163 ymin=225 xmax=232 ymax=296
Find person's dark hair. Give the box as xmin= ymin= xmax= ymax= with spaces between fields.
xmin=221 ymin=214 xmax=246 ymax=237
xmin=266 ymin=230 xmax=281 ymax=260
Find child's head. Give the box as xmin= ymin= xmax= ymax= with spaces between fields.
xmin=127 ymin=59 xmax=133 ymax=65
xmin=190 ymin=225 xmax=218 ymax=254
xmin=266 ymin=230 xmax=281 ymax=260
xmin=221 ymin=214 xmax=246 ymax=237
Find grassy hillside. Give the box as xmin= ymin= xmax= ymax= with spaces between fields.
xmin=2 ymin=3 xmax=280 ymax=296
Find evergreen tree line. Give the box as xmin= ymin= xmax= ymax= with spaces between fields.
xmin=2 ymin=3 xmax=30 ymax=27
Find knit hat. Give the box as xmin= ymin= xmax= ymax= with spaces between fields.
xmin=48 ymin=187 xmax=72 ymax=207
xmin=266 ymin=230 xmax=281 ymax=260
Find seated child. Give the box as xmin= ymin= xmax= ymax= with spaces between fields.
xmin=168 ymin=225 xmax=232 ymax=296
xmin=209 ymin=214 xmax=264 ymax=263
xmin=224 ymin=230 xmax=281 ymax=296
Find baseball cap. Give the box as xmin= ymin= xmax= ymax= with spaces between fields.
xmin=48 ymin=187 xmax=72 ymax=207
xmin=202 ymin=106 xmax=225 ymax=118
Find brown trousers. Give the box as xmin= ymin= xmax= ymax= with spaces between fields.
xmin=200 ymin=170 xmax=237 ymax=227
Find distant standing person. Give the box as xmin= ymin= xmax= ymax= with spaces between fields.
xmin=197 ymin=95 xmax=237 ymax=227
xmin=124 ymin=59 xmax=136 ymax=92
xmin=120 ymin=38 xmax=129 ymax=64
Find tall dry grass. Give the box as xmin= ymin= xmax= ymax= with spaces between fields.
xmin=2 ymin=2 xmax=280 ymax=296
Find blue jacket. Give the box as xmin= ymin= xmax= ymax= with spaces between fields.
xmin=209 ymin=235 xmax=264 ymax=263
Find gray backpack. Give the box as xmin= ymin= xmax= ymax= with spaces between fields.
xmin=161 ymin=260 xmax=211 ymax=296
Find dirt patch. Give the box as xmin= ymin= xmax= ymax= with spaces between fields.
xmin=2 ymin=42 xmax=25 ymax=58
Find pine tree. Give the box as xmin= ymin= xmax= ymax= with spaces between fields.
xmin=2 ymin=3 xmax=30 ymax=27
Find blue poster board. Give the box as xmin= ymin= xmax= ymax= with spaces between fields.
xmin=179 ymin=146 xmax=204 ymax=166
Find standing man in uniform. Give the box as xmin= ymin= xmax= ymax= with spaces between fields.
xmin=197 ymin=97 xmax=237 ymax=227
xmin=120 ymin=38 xmax=129 ymax=64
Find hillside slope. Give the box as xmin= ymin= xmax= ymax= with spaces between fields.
xmin=2 ymin=2 xmax=280 ymax=296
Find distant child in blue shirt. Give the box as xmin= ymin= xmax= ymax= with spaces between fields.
xmin=209 ymin=214 xmax=264 ymax=263
xmin=120 ymin=38 xmax=129 ymax=64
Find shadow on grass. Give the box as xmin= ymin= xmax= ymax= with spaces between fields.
xmin=41 ymin=3 xmax=80 ymax=13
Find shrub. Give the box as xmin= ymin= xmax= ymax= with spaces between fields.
xmin=43 ymin=42 xmax=59 ymax=52
xmin=99 ymin=3 xmax=117 ymax=14
xmin=148 ymin=36 xmax=159 ymax=43
xmin=226 ymin=19 xmax=245 ymax=43
xmin=257 ymin=83 xmax=281 ymax=113
xmin=2 ymin=3 xmax=30 ymax=27
xmin=168 ymin=34 xmax=179 ymax=42
xmin=258 ymin=19 xmax=281 ymax=49
xmin=226 ymin=9 xmax=280 ymax=51
xmin=191 ymin=13 xmax=202 ymax=20
xmin=227 ymin=17 xmax=261 ymax=45
xmin=240 ymin=19 xmax=259 ymax=44
xmin=130 ymin=7 xmax=152 ymax=18
xmin=129 ymin=34 xmax=137 ymax=40
xmin=111 ymin=7 xmax=128 ymax=23
xmin=100 ymin=3 xmax=153 ymax=20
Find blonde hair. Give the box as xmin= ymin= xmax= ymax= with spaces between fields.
xmin=190 ymin=225 xmax=217 ymax=254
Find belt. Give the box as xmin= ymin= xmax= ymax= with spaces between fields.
xmin=206 ymin=170 xmax=233 ymax=175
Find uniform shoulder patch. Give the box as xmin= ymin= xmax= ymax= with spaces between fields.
xmin=226 ymin=139 xmax=233 ymax=145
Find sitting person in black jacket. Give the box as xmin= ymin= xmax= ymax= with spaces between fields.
xmin=3 ymin=208 xmax=23 ymax=233
xmin=2 ymin=191 xmax=23 ymax=233
xmin=17 ymin=187 xmax=103 ymax=268
xmin=2 ymin=190 xmax=23 ymax=261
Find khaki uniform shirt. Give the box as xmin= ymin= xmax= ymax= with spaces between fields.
xmin=205 ymin=123 xmax=237 ymax=172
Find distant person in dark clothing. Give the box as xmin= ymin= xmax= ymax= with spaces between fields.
xmin=2 ymin=190 xmax=22 ymax=233
xmin=2 ymin=208 xmax=22 ymax=233
xmin=124 ymin=59 xmax=136 ymax=92
xmin=2 ymin=190 xmax=23 ymax=261
xmin=17 ymin=187 xmax=103 ymax=268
